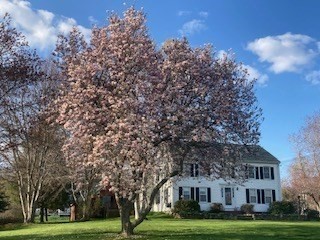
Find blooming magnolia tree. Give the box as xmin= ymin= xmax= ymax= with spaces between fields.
xmin=54 ymin=27 xmax=103 ymax=221
xmin=55 ymin=8 xmax=261 ymax=236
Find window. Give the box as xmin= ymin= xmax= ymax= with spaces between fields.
xmin=190 ymin=163 xmax=199 ymax=177
xmin=264 ymin=189 xmax=272 ymax=204
xmin=247 ymin=189 xmax=276 ymax=204
xmin=225 ymin=188 xmax=232 ymax=205
xmin=164 ymin=188 xmax=169 ymax=204
xmin=155 ymin=192 xmax=160 ymax=204
xmin=179 ymin=187 xmax=211 ymax=202
xmin=248 ymin=166 xmax=255 ymax=179
xmin=249 ymin=189 xmax=257 ymax=203
xmin=199 ymin=188 xmax=207 ymax=202
xmin=248 ymin=166 xmax=275 ymax=180
xmin=183 ymin=187 xmax=191 ymax=200
xmin=263 ymin=167 xmax=270 ymax=179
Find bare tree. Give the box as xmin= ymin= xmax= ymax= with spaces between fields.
xmin=0 ymin=15 xmax=66 ymax=222
xmin=0 ymin=14 xmax=40 ymax=103
xmin=0 ymin=79 xmax=66 ymax=223
xmin=289 ymin=112 xmax=320 ymax=212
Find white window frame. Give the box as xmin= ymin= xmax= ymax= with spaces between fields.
xmin=263 ymin=167 xmax=270 ymax=179
xmin=155 ymin=192 xmax=160 ymax=204
xmin=249 ymin=189 xmax=257 ymax=203
xmin=183 ymin=187 xmax=191 ymax=200
xmin=264 ymin=189 xmax=272 ymax=204
xmin=190 ymin=163 xmax=200 ymax=177
xmin=248 ymin=166 xmax=255 ymax=179
xmin=199 ymin=187 xmax=207 ymax=202
xmin=164 ymin=188 xmax=169 ymax=204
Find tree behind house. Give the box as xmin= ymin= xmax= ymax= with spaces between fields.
xmin=288 ymin=112 xmax=320 ymax=212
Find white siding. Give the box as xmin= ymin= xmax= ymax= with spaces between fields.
xmin=153 ymin=162 xmax=281 ymax=213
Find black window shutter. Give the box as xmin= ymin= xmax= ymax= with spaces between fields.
xmin=257 ymin=189 xmax=261 ymax=204
xmin=246 ymin=189 xmax=250 ymax=203
xmin=196 ymin=187 xmax=200 ymax=202
xmin=190 ymin=164 xmax=194 ymax=177
xmin=261 ymin=190 xmax=265 ymax=204
xmin=195 ymin=164 xmax=199 ymax=177
xmin=245 ymin=165 xmax=248 ymax=179
xmin=255 ymin=167 xmax=259 ymax=179
xmin=191 ymin=187 xmax=195 ymax=200
xmin=207 ymin=188 xmax=211 ymax=202
xmin=260 ymin=167 xmax=264 ymax=179
xmin=272 ymin=190 xmax=276 ymax=202
xmin=179 ymin=187 xmax=182 ymax=200
xmin=271 ymin=167 xmax=275 ymax=180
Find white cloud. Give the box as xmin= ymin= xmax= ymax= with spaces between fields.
xmin=88 ymin=16 xmax=98 ymax=25
xmin=306 ymin=70 xmax=320 ymax=85
xmin=179 ymin=19 xmax=207 ymax=36
xmin=247 ymin=33 xmax=319 ymax=74
xmin=0 ymin=0 xmax=91 ymax=53
xmin=199 ymin=11 xmax=209 ymax=18
xmin=217 ymin=50 xmax=227 ymax=59
xmin=177 ymin=10 xmax=191 ymax=16
xmin=243 ymin=65 xmax=269 ymax=86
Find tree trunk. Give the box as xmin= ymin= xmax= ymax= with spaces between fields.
xmin=23 ymin=201 xmax=36 ymax=223
xmin=25 ymin=209 xmax=36 ymax=223
xmin=40 ymin=206 xmax=44 ymax=223
xmin=119 ymin=202 xmax=133 ymax=237
xmin=81 ymin=197 xmax=92 ymax=221
xmin=70 ymin=204 xmax=76 ymax=222
xmin=134 ymin=196 xmax=140 ymax=220
xmin=18 ymin=173 xmax=39 ymax=224
xmin=45 ymin=208 xmax=48 ymax=222
xmin=115 ymin=195 xmax=134 ymax=237
xmin=114 ymin=171 xmax=179 ymax=236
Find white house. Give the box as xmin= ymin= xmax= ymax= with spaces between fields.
xmin=153 ymin=145 xmax=281 ymax=213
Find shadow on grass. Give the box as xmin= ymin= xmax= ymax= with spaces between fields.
xmin=136 ymin=223 xmax=320 ymax=240
xmin=0 ymin=223 xmax=30 ymax=232
xmin=0 ymin=232 xmax=118 ymax=240
xmin=1 ymin=228 xmax=319 ymax=240
xmin=1 ymin=220 xmax=320 ymax=240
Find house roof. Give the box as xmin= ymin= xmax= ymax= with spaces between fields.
xmin=239 ymin=145 xmax=280 ymax=164
xmin=176 ymin=141 xmax=280 ymax=165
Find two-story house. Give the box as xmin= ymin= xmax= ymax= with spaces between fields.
xmin=153 ymin=145 xmax=281 ymax=213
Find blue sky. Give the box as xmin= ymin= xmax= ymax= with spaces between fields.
xmin=1 ymin=0 xmax=320 ymax=178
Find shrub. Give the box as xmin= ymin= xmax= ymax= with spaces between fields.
xmin=173 ymin=199 xmax=200 ymax=214
xmin=240 ymin=204 xmax=254 ymax=214
xmin=305 ymin=209 xmax=319 ymax=220
xmin=268 ymin=201 xmax=295 ymax=214
xmin=0 ymin=192 xmax=9 ymax=213
xmin=0 ymin=208 xmax=23 ymax=224
xmin=210 ymin=203 xmax=224 ymax=213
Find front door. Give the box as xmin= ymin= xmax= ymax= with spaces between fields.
xmin=222 ymin=187 xmax=235 ymax=209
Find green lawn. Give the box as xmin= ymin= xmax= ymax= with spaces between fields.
xmin=0 ymin=214 xmax=319 ymax=240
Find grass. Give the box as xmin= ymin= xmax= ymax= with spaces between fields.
xmin=0 ymin=213 xmax=319 ymax=240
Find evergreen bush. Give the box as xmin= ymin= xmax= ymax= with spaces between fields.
xmin=268 ymin=201 xmax=295 ymax=214
xmin=210 ymin=203 xmax=224 ymax=213
xmin=240 ymin=204 xmax=254 ymax=214
xmin=173 ymin=199 xmax=200 ymax=214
